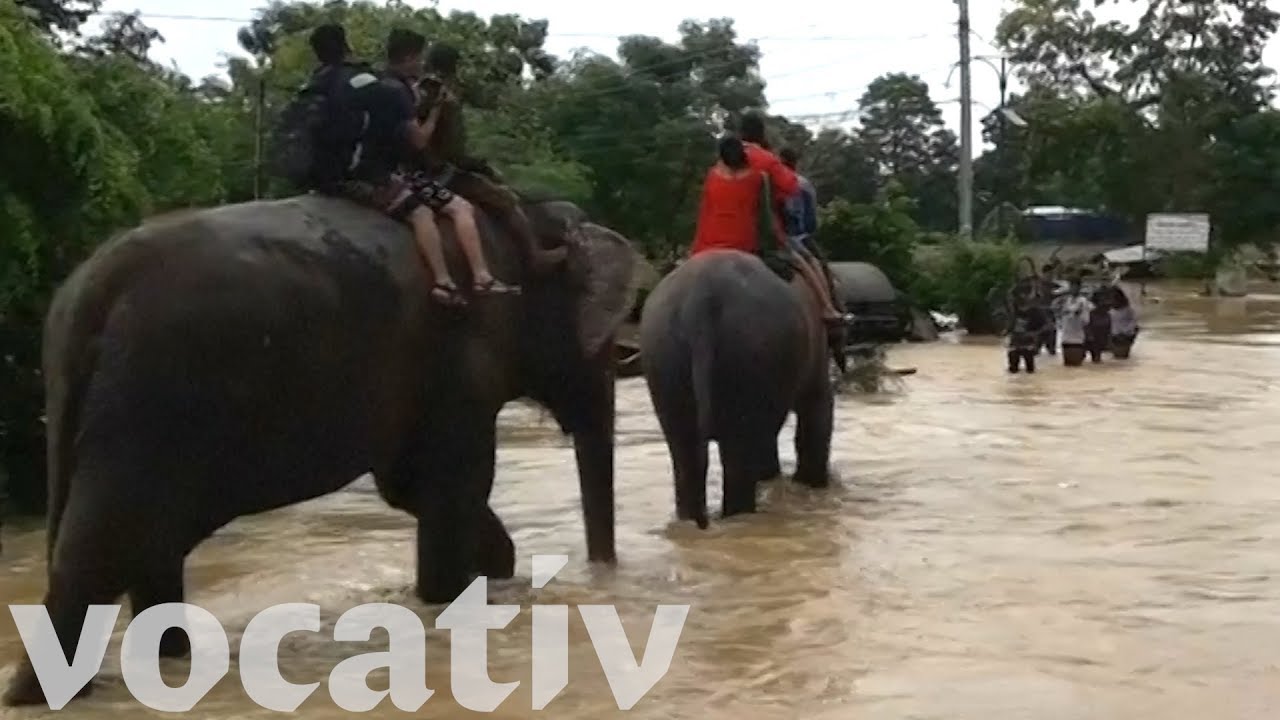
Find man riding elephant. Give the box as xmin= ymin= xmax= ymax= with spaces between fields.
xmin=1 ymin=29 xmax=637 ymax=710
xmin=778 ymin=145 xmax=850 ymax=328
xmin=412 ymin=42 xmax=568 ymax=273
xmin=307 ymin=27 xmax=516 ymax=306
xmin=640 ymin=136 xmax=836 ymax=527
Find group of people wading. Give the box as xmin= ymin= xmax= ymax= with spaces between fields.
xmin=1005 ymin=269 xmax=1140 ymax=374
xmin=276 ymin=24 xmax=565 ymax=308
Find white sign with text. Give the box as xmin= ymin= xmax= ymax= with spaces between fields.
xmin=1144 ymin=213 xmax=1210 ymax=253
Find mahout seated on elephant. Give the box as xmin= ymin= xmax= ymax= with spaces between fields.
xmin=732 ymin=112 xmax=850 ymax=328
xmin=0 ymin=52 xmax=637 ymax=713
xmin=777 ymin=145 xmax=853 ymax=329
xmin=688 ymin=134 xmax=850 ymax=372
xmin=639 ymin=135 xmax=837 ymax=528
xmin=410 ymin=41 xmax=570 ymax=277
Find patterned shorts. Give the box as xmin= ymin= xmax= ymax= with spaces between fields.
xmin=338 ymin=172 xmax=455 ymax=221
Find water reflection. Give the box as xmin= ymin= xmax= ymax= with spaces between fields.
xmin=2 ymin=281 xmax=1279 ymax=718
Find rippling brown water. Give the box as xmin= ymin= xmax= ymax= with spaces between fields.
xmin=2 ymin=280 xmax=1279 ymax=719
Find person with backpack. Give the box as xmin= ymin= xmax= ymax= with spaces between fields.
xmin=269 ymin=24 xmax=380 ymax=194
xmin=292 ymin=27 xmax=516 ymax=307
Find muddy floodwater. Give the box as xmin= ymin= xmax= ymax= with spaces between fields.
xmin=2 ymin=280 xmax=1279 ymax=719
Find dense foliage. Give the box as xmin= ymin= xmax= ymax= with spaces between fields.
xmin=2 ymin=0 xmax=1278 ymax=513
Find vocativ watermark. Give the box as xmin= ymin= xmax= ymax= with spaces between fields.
xmin=9 ymin=554 xmax=690 ymax=712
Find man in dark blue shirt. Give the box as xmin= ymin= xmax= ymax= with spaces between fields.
xmin=779 ymin=147 xmax=819 ymax=250
xmin=778 ymin=146 xmax=849 ymax=325
xmin=339 ymin=29 xmax=517 ymax=306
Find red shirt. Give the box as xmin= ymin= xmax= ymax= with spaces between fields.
xmin=744 ymin=142 xmax=800 ymax=199
xmin=689 ymin=142 xmax=800 ymax=257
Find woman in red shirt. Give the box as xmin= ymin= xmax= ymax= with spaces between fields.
xmin=690 ymin=136 xmax=848 ymax=323
xmin=690 ymin=136 xmax=780 ymax=256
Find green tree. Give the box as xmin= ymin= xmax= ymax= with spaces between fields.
xmin=856 ymin=73 xmax=958 ymax=232
xmin=1205 ymin=110 xmax=1280 ymax=248
xmin=801 ymin=128 xmax=877 ymax=207
xmin=0 ymin=0 xmax=149 ymax=512
xmin=14 ymin=0 xmax=98 ymax=34
xmin=997 ymin=0 xmax=1280 ymax=248
xmin=815 ymin=183 xmax=921 ymax=291
xmin=532 ymin=18 xmax=766 ymax=256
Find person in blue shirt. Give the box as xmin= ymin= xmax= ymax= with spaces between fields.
xmin=780 ymin=147 xmax=819 ymax=241
xmin=778 ymin=147 xmax=848 ymax=324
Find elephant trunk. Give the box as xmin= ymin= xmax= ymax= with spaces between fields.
xmin=572 ymin=362 xmax=617 ymax=564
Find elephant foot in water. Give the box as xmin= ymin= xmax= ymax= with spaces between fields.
xmin=791 ymin=388 xmax=835 ymax=489
xmin=474 ymin=506 xmax=516 ymax=580
xmin=757 ymin=446 xmax=783 ymax=483
xmin=792 ymin=467 xmax=832 ymax=489
xmin=3 ymin=664 xmax=95 ymax=707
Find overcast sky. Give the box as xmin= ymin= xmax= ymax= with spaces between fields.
xmin=96 ymin=0 xmax=1280 ymax=150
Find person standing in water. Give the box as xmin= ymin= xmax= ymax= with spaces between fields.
xmin=1084 ymin=288 xmax=1112 ymax=363
xmin=1058 ymin=277 xmax=1094 ymax=366
xmin=1006 ymin=288 xmax=1050 ymax=373
xmin=1108 ymin=286 xmax=1139 ymax=357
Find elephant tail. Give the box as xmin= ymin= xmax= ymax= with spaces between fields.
xmin=690 ymin=328 xmax=715 ymax=530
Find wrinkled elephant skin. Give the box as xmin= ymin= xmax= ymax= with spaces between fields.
xmin=638 ymin=250 xmax=835 ymax=528
xmin=2 ymin=194 xmax=635 ymax=708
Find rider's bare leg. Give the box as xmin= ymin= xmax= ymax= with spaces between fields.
xmin=439 ymin=195 xmax=519 ymax=295
xmin=406 ymin=205 xmax=464 ymax=306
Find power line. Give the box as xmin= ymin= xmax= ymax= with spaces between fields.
xmin=87 ymin=11 xmax=978 ymax=110
xmin=88 ymin=10 xmax=961 ymax=46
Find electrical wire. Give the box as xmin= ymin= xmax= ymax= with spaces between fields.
xmin=88 ymin=10 xmax=966 ymax=46
xmin=86 ymin=10 xmax=987 ymax=111
xmin=84 ymin=10 xmax=980 ymax=155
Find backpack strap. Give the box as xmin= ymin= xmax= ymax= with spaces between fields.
xmin=334 ymin=70 xmax=380 ymax=173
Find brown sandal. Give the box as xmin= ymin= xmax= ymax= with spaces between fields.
xmin=473 ymin=277 xmax=521 ymax=295
xmin=430 ymin=281 xmax=467 ymax=307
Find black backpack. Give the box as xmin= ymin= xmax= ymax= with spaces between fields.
xmin=268 ymin=62 xmax=377 ymax=190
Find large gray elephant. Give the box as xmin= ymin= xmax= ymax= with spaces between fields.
xmin=638 ymin=249 xmax=834 ymax=528
xmin=2 ymin=193 xmax=635 ymax=707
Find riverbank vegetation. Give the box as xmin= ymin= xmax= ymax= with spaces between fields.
xmin=2 ymin=0 xmax=1278 ymax=513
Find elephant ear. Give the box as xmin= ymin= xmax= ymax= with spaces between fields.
xmin=571 ymin=222 xmax=638 ymax=358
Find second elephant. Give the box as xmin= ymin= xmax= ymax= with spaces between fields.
xmin=638 ymin=249 xmax=835 ymax=528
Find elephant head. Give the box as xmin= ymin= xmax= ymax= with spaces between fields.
xmin=519 ymin=207 xmax=636 ymax=564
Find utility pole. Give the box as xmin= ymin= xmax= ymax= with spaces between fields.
xmin=995 ymin=55 xmax=1007 ymax=236
xmin=956 ymin=0 xmax=974 ymax=240
xmin=253 ymin=72 xmax=265 ymax=200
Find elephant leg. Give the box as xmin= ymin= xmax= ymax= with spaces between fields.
xmin=412 ymin=415 xmax=497 ymax=604
xmin=793 ymin=385 xmax=834 ymax=489
xmin=474 ymin=504 xmax=516 ymax=579
xmin=650 ymin=380 xmax=709 ymax=527
xmin=719 ymin=436 xmax=760 ymax=517
xmin=4 ymin=484 xmax=132 ymax=706
xmin=671 ymin=435 xmax=709 ymax=526
xmin=129 ymin=553 xmax=190 ymax=658
xmin=757 ymin=442 xmax=783 ymax=482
